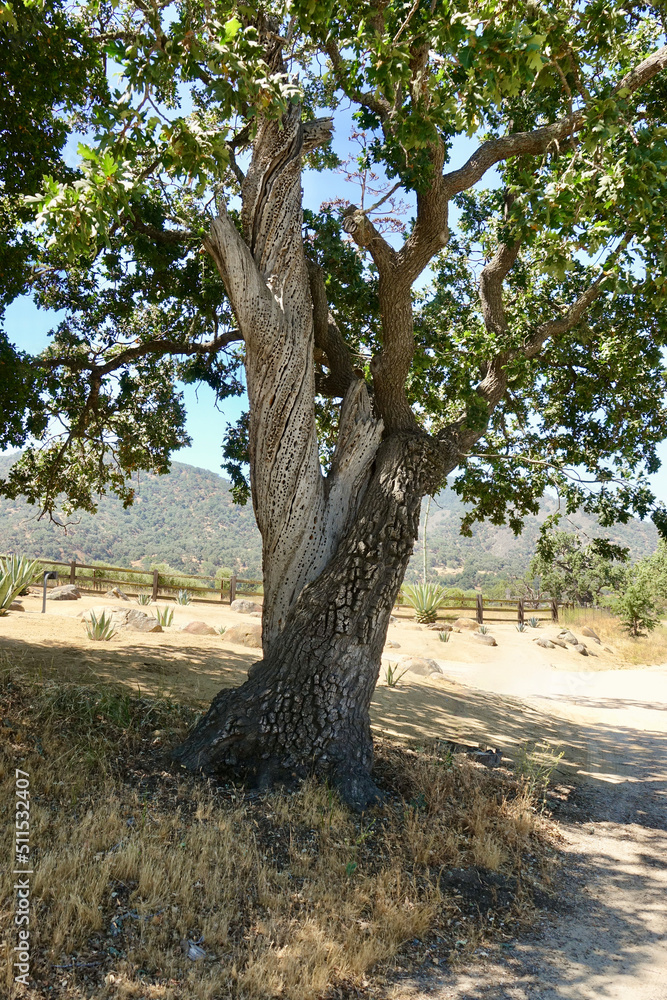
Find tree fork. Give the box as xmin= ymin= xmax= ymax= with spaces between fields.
xmin=173 ymin=433 xmax=446 ymax=811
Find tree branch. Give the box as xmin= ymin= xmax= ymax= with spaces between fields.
xmin=307 ymin=262 xmax=359 ymax=398
xmin=442 ymin=44 xmax=667 ymax=197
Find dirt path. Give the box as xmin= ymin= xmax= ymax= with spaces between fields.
xmin=390 ymin=666 xmax=667 ymax=1000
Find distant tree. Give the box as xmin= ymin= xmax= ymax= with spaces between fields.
xmin=614 ymin=580 xmax=660 ymax=637
xmin=3 ymin=2 xmax=667 ymax=808
xmin=530 ymin=531 xmax=629 ymax=605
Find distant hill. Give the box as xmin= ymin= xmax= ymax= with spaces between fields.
xmin=0 ymin=453 xmax=659 ymax=587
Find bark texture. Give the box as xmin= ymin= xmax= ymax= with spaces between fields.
xmin=174 ymin=434 xmax=445 ymax=810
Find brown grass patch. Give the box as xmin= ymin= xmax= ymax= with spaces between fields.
xmin=0 ymin=652 xmax=559 ymax=999
xmin=559 ymin=607 xmax=667 ymax=665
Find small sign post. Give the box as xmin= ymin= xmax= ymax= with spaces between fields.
xmin=42 ymin=571 xmax=58 ymax=613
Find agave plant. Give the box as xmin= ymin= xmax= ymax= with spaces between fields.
xmin=155 ymin=606 xmax=174 ymax=627
xmin=401 ymin=583 xmax=448 ymax=625
xmin=216 ymin=625 xmax=227 ymax=636
xmin=385 ymin=661 xmax=410 ymax=687
xmin=478 ymin=624 xmax=490 ymax=634
xmin=176 ymin=589 xmax=192 ymax=605
xmin=0 ymin=555 xmax=39 ymax=615
xmin=528 ymin=616 xmax=541 ymax=628
xmin=85 ymin=611 xmax=116 ymax=641
xmin=516 ymin=623 xmax=528 ymax=633
xmin=438 ymin=630 xmax=450 ymax=642
xmin=136 ymin=592 xmax=152 ymax=606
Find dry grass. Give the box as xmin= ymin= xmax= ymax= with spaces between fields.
xmin=559 ymin=607 xmax=667 ymax=665
xmin=0 ymin=652 xmax=559 ymax=1000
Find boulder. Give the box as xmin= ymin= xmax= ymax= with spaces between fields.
xmin=550 ymin=637 xmax=569 ymax=649
xmin=573 ymin=643 xmax=588 ymax=655
xmin=385 ymin=640 xmax=400 ymax=648
xmin=473 ymin=633 xmax=497 ymax=646
xmin=80 ymin=606 xmax=161 ymax=632
xmin=535 ymin=637 xmax=555 ymax=649
xmin=181 ymin=621 xmax=217 ymax=636
xmin=604 ymin=646 xmax=614 ymax=654
xmin=426 ymin=622 xmax=453 ymax=631
xmin=249 ymin=611 xmax=262 ymax=618
xmin=453 ymin=617 xmax=479 ymax=630
xmin=401 ymin=657 xmax=443 ymax=676
xmin=559 ymin=630 xmax=579 ymax=645
xmin=224 ymin=622 xmax=262 ymax=648
xmin=581 ymin=626 xmax=602 ymax=644
xmin=47 ymin=584 xmax=81 ymax=601
xmin=8 ymin=601 xmax=25 ymax=611
xmin=230 ymin=599 xmax=263 ymax=615
xmin=106 ymin=587 xmax=130 ymax=601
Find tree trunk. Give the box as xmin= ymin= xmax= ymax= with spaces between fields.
xmin=173 ymin=434 xmax=444 ymax=811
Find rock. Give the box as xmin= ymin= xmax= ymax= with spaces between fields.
xmin=224 ymin=623 xmax=262 ymax=648
xmin=180 ymin=621 xmax=217 ymax=636
xmin=385 ymin=640 xmax=400 ymax=648
xmin=230 ymin=599 xmax=263 ymax=615
xmin=249 ymin=611 xmax=262 ymax=618
xmin=81 ymin=606 xmax=161 ymax=632
xmin=604 ymin=646 xmax=614 ymax=654
xmin=106 ymin=587 xmax=130 ymax=600
xmin=47 ymin=584 xmax=81 ymax=601
xmin=131 ymin=617 xmax=162 ymax=633
xmin=388 ymin=615 xmax=397 ymax=623
xmin=559 ymin=630 xmax=579 ymax=645
xmin=550 ymin=637 xmax=569 ymax=649
xmin=535 ymin=637 xmax=555 ymax=649
xmin=8 ymin=601 xmax=25 ymax=611
xmin=581 ymin=626 xmax=602 ymax=644
xmin=573 ymin=643 xmax=588 ymax=655
xmin=427 ymin=622 xmax=453 ymax=631
xmin=473 ymin=633 xmax=497 ymax=646
xmin=401 ymin=657 xmax=443 ymax=676
xmin=453 ymin=618 xmax=479 ymax=630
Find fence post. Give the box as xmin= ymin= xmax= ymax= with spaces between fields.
xmin=220 ymin=577 xmax=225 ymax=602
xmin=476 ymin=593 xmax=483 ymax=624
xmin=230 ymin=574 xmax=237 ymax=604
xmin=519 ymin=598 xmax=525 ymax=625
xmin=152 ymin=569 xmax=159 ymax=602
xmin=551 ymin=599 xmax=558 ymax=622
xmin=70 ymin=560 xmax=76 ymax=585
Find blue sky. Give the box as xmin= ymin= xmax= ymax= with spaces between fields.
xmin=5 ymin=119 xmax=667 ymax=503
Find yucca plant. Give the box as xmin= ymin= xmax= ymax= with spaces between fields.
xmin=385 ymin=661 xmax=410 ymax=687
xmin=85 ymin=611 xmax=116 ymax=641
xmin=516 ymin=623 xmax=528 ymax=632
xmin=438 ymin=630 xmax=450 ymax=643
xmin=0 ymin=555 xmax=39 ymax=615
xmin=176 ymin=589 xmax=191 ymax=605
xmin=401 ymin=582 xmax=448 ymax=624
xmin=136 ymin=592 xmax=152 ymax=605
xmin=478 ymin=624 xmax=490 ymax=634
xmin=528 ymin=616 xmax=540 ymax=628
xmin=216 ymin=625 xmax=227 ymax=636
xmin=155 ymin=606 xmax=174 ymax=627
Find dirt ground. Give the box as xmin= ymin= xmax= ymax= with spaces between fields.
xmin=1 ymin=591 xmax=666 ymax=998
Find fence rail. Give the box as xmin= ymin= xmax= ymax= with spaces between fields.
xmin=3 ymin=555 xmax=261 ymax=606
xmin=4 ymin=554 xmax=560 ymax=621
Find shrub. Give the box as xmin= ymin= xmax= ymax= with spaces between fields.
xmin=0 ymin=555 xmax=40 ymax=614
xmin=136 ymin=592 xmax=152 ymax=605
xmin=84 ymin=611 xmax=116 ymax=641
xmin=176 ymin=589 xmax=191 ymax=605
xmin=614 ymin=581 xmax=660 ymax=637
xmin=402 ymin=583 xmax=448 ymax=624
xmin=155 ymin=606 xmax=174 ymax=627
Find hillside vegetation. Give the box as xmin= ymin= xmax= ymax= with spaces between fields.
xmin=0 ymin=453 xmax=658 ymax=587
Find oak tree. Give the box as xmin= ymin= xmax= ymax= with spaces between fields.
xmin=5 ymin=0 xmax=667 ymax=808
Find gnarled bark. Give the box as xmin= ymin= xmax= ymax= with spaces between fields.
xmin=173 ymin=434 xmax=445 ymax=811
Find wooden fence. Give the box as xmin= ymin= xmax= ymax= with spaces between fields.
xmin=8 ymin=556 xmax=260 ymax=606
xmin=6 ymin=554 xmax=559 ymax=621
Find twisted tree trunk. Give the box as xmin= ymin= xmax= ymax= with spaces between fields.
xmin=173 ymin=107 xmax=446 ymax=809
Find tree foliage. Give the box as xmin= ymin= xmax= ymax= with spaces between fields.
xmin=2 ymin=0 xmax=667 ymax=543
xmin=529 ymin=529 xmax=629 ymax=605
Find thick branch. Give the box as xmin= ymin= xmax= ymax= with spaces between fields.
xmin=307 ymin=262 xmax=358 ymax=398
xmin=325 ymin=39 xmax=391 ymax=119
xmin=442 ymin=44 xmax=667 ymax=197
